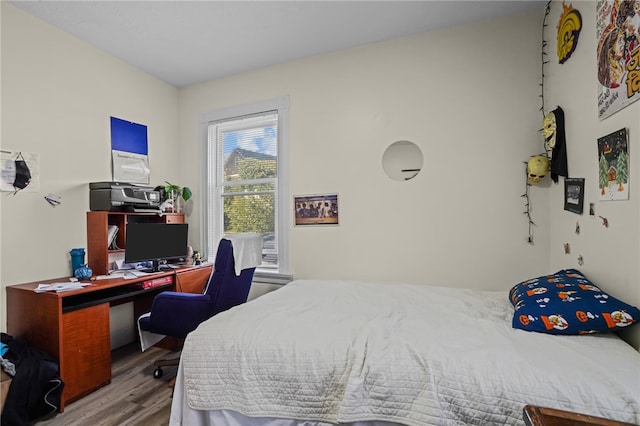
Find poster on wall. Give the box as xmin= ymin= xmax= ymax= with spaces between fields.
xmin=294 ymin=193 xmax=339 ymax=226
xmin=597 ymin=128 xmax=629 ymax=201
xmin=596 ymin=0 xmax=640 ymax=120
xmin=111 ymin=116 xmax=150 ymax=184
xmin=0 ymin=150 xmax=40 ymax=192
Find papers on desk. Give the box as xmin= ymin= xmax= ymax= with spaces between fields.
xmin=108 ymin=225 xmax=120 ymax=250
xmin=34 ymin=282 xmax=92 ymax=293
xmin=94 ymin=269 xmax=163 ymax=280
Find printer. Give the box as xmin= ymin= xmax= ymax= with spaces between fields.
xmin=89 ymin=182 xmax=161 ymax=212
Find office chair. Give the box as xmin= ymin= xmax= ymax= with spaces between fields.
xmin=138 ymin=234 xmax=261 ymax=379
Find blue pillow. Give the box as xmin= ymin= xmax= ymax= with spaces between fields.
xmin=509 ymin=269 xmax=640 ymax=335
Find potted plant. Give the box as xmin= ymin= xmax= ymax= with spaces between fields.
xmin=156 ymin=181 xmax=192 ymax=213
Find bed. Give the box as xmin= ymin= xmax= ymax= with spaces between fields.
xmin=169 ymin=276 xmax=640 ymax=426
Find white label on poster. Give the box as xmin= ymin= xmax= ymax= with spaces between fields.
xmin=112 ymin=150 xmax=150 ymax=184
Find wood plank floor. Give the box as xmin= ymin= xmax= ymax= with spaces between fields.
xmin=35 ymin=344 xmax=177 ymax=426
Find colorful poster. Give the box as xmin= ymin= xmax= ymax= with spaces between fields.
xmin=596 ymin=0 xmax=640 ymax=120
xmin=597 ymin=128 xmax=629 ymax=201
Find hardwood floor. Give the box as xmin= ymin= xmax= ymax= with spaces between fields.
xmin=35 ymin=344 xmax=177 ymax=426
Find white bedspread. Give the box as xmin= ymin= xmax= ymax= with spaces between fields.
xmin=177 ymin=280 xmax=640 ymax=425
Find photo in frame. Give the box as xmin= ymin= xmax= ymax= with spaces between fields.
xmin=564 ymin=178 xmax=585 ymax=214
xmin=294 ymin=193 xmax=339 ymax=226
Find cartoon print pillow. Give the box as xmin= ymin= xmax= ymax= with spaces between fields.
xmin=509 ymin=269 xmax=640 ymax=335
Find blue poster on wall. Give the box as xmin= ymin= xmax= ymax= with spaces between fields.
xmin=111 ymin=117 xmax=148 ymax=155
xmin=110 ymin=116 xmax=150 ymax=184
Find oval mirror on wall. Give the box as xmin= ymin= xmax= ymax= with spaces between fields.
xmin=382 ymin=140 xmax=423 ymax=181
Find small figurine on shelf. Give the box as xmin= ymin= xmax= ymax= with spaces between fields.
xmin=193 ymin=251 xmax=202 ymax=265
xmin=159 ymin=198 xmax=175 ymax=213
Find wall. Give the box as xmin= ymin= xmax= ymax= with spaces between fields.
xmin=179 ymin=10 xmax=549 ymax=290
xmin=0 ymin=3 xmax=180 ymax=331
xmin=545 ymin=0 xmax=640 ymax=348
xmin=3 ymin=2 xmax=636 ymax=349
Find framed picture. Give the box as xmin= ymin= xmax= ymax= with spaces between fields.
xmin=564 ymin=178 xmax=585 ymax=214
xmin=294 ymin=193 xmax=339 ymax=226
xmin=597 ymin=128 xmax=629 ymax=201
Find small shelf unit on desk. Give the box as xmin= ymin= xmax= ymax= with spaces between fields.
xmin=86 ymin=210 xmax=184 ymax=276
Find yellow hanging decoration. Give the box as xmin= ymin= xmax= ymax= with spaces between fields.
xmin=557 ymin=2 xmax=582 ymax=64
xmin=542 ymin=111 xmax=557 ymax=158
xmin=527 ymin=155 xmax=550 ymax=185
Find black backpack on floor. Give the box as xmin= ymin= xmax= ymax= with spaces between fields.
xmin=1 ymin=333 xmax=64 ymax=426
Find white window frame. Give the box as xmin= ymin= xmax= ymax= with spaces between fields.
xmin=199 ymin=96 xmax=291 ymax=283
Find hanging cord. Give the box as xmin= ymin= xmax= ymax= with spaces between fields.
xmin=525 ymin=1 xmax=552 ymax=244
xmin=540 ymin=1 xmax=551 ymax=120
xmin=522 ymin=163 xmax=536 ymax=244
xmin=539 ymin=0 xmax=552 ymax=160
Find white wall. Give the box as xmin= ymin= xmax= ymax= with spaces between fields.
xmin=0 ymin=3 xmax=180 ymax=330
xmin=544 ymin=0 xmax=640 ymax=348
xmin=3 ymin=2 xmax=637 ymax=349
xmin=179 ymin=10 xmax=549 ymax=290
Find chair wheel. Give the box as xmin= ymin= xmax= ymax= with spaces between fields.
xmin=154 ymin=367 xmax=163 ymax=378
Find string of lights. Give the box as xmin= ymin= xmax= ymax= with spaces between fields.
xmin=524 ymin=1 xmax=552 ymax=244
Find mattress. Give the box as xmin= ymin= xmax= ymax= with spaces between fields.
xmin=170 ymin=280 xmax=640 ymax=425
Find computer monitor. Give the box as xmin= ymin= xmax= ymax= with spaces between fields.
xmin=124 ymin=223 xmax=189 ymax=272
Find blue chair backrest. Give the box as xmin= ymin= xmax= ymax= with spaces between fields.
xmin=204 ymin=238 xmax=256 ymax=318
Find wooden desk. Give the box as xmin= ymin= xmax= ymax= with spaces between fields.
xmin=6 ymin=263 xmax=212 ymax=410
xmin=523 ymin=405 xmax=637 ymax=426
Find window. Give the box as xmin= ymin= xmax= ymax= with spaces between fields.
xmin=202 ymin=97 xmax=290 ymax=282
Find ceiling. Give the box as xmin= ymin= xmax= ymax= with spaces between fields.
xmin=10 ymin=1 xmax=546 ymax=88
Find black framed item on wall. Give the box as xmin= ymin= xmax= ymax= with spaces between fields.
xmin=564 ymin=178 xmax=585 ymax=214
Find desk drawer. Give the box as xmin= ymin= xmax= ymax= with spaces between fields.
xmin=176 ymin=265 xmax=212 ymax=294
xmin=61 ymin=303 xmax=111 ymax=404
